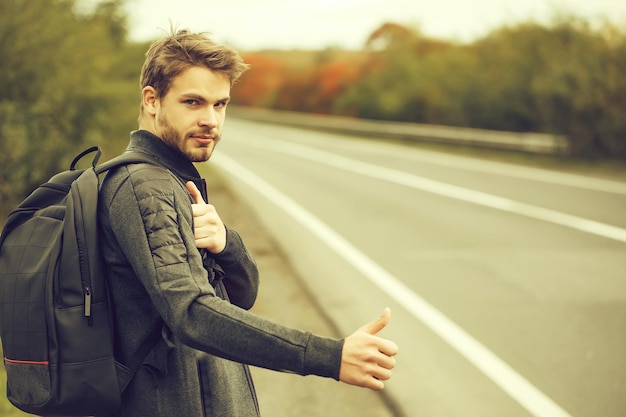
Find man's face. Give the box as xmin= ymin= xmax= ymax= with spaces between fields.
xmin=152 ymin=66 xmax=231 ymax=162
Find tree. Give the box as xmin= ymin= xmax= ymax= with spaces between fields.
xmin=232 ymin=53 xmax=287 ymax=108
xmin=470 ymin=17 xmax=626 ymax=156
xmin=336 ymin=22 xmax=452 ymax=122
xmin=0 ymin=0 xmax=140 ymax=219
xmin=339 ymin=18 xmax=626 ymax=157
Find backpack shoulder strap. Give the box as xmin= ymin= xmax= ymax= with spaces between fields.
xmin=118 ymin=319 xmax=164 ymax=393
xmin=93 ymin=151 xmax=166 ymax=383
xmin=95 ymin=151 xmax=161 ymax=175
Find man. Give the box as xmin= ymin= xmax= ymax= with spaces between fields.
xmin=98 ymin=29 xmax=398 ymax=417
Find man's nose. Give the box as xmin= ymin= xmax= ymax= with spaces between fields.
xmin=199 ymin=107 xmax=218 ymax=127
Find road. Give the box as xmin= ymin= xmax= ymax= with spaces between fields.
xmin=210 ymin=118 xmax=626 ymax=417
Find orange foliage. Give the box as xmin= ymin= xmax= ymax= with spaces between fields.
xmin=274 ymin=59 xmax=362 ymax=114
xmin=318 ymin=61 xmax=361 ymax=99
xmin=232 ymin=53 xmax=287 ymax=107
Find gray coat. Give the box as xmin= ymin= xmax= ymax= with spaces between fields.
xmin=98 ymin=130 xmax=343 ymax=417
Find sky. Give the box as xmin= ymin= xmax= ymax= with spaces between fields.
xmin=122 ymin=0 xmax=626 ymax=50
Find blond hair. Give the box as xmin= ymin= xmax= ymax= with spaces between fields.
xmin=139 ymin=29 xmax=249 ymax=114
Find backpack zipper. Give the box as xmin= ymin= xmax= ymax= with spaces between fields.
xmin=84 ymin=287 xmax=93 ymax=325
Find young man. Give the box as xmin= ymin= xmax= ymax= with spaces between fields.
xmin=98 ymin=29 xmax=398 ymax=417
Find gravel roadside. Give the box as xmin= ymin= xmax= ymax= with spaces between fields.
xmin=207 ymin=167 xmax=397 ymax=417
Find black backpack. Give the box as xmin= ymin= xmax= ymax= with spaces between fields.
xmin=0 ymin=146 xmax=163 ymax=416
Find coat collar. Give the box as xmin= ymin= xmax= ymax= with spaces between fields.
xmin=126 ymin=130 xmax=203 ymax=182
xmin=125 ymin=130 xmax=209 ymax=202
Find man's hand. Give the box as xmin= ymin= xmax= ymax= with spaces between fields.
xmin=340 ymin=308 xmax=399 ymax=390
xmin=185 ymin=181 xmax=226 ymax=254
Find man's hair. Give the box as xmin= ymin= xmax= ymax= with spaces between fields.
xmin=139 ymin=29 xmax=249 ymax=113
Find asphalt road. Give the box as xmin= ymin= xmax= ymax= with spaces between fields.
xmin=210 ymin=118 xmax=626 ymax=417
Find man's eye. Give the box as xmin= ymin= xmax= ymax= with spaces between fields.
xmin=185 ymin=99 xmax=197 ymax=105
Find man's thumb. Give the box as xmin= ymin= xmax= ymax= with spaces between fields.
xmin=186 ymin=181 xmax=205 ymax=204
xmin=360 ymin=308 xmax=391 ymax=335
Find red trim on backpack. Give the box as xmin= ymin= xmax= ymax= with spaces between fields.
xmin=4 ymin=357 xmax=49 ymax=365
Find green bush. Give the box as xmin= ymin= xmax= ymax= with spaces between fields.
xmin=0 ymin=0 xmax=144 ymax=220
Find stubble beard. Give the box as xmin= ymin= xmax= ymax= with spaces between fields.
xmin=157 ymin=113 xmax=220 ymax=163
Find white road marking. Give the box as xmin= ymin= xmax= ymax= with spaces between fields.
xmin=247 ymin=139 xmax=626 ymax=244
xmin=212 ymin=152 xmax=575 ymax=417
xmin=234 ymin=120 xmax=626 ymax=194
xmin=316 ymin=136 xmax=626 ymax=195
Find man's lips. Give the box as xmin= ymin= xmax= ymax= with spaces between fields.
xmin=190 ymin=134 xmax=216 ymax=144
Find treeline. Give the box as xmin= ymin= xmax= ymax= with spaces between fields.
xmin=233 ymin=19 xmax=626 ymax=159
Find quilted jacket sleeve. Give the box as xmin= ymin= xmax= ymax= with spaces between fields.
xmin=105 ymin=164 xmax=343 ymax=380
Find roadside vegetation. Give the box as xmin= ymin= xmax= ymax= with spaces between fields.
xmin=0 ymin=0 xmax=145 ymax=220
xmin=234 ymin=19 xmax=626 ymax=159
xmin=1 ymin=0 xmax=625 ymax=224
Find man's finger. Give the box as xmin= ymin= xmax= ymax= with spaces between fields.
xmin=366 ymin=377 xmax=385 ymax=391
xmin=378 ymin=339 xmax=399 ymax=357
xmin=185 ymin=181 xmax=205 ymax=204
xmin=377 ymin=350 xmax=397 ymax=369
xmin=360 ymin=308 xmax=391 ymax=336
xmin=373 ymin=366 xmax=393 ymax=381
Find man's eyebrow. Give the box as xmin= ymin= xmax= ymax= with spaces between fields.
xmin=180 ymin=93 xmax=205 ymax=101
xmin=179 ymin=93 xmax=231 ymax=103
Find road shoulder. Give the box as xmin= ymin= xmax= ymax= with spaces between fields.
xmin=207 ymin=166 xmax=395 ymax=417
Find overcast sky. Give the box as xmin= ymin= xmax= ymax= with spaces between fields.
xmin=122 ymin=0 xmax=626 ymax=50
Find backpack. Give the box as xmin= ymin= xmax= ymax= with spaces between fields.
xmin=0 ymin=146 xmax=163 ymax=416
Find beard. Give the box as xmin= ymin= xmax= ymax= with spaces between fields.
xmin=157 ymin=112 xmax=220 ymax=163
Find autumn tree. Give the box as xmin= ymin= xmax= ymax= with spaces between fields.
xmin=232 ymin=53 xmax=287 ymax=107
xmin=274 ymin=53 xmax=361 ymax=114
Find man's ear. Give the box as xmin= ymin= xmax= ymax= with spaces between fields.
xmin=141 ymin=86 xmax=159 ymax=116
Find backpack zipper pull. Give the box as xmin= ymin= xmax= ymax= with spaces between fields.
xmin=84 ymin=287 xmax=93 ymax=325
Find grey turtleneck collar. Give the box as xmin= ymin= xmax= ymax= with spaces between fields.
xmin=125 ymin=129 xmax=204 ymax=182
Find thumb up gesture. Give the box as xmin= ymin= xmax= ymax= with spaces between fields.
xmin=340 ymin=308 xmax=399 ymax=390
xmin=185 ymin=181 xmax=226 ymax=254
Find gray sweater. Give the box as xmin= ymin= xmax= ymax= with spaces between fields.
xmin=98 ymin=130 xmax=343 ymax=417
